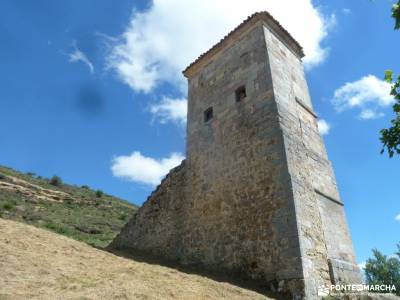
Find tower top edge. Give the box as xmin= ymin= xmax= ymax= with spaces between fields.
xmin=183 ymin=11 xmax=305 ymax=78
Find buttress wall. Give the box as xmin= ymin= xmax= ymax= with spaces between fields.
xmin=263 ymin=24 xmax=362 ymax=297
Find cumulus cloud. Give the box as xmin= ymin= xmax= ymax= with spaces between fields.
xmin=150 ymin=97 xmax=187 ymax=125
xmin=107 ymin=0 xmax=335 ymax=93
xmin=111 ymin=151 xmax=184 ymax=186
xmin=342 ymin=8 xmax=351 ymax=15
xmin=395 ymin=213 xmax=400 ymax=222
xmin=68 ymin=41 xmax=94 ymax=74
xmin=332 ymin=75 xmax=394 ymax=120
xmin=317 ymin=119 xmax=331 ymax=136
xmin=359 ymin=109 xmax=385 ymax=120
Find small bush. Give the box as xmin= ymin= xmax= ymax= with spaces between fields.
xmin=95 ymin=190 xmax=104 ymax=198
xmin=74 ymin=224 xmax=102 ymax=235
xmin=0 ymin=173 xmax=6 ymax=180
xmin=3 ymin=202 xmax=14 ymax=210
xmin=49 ymin=175 xmax=62 ymax=187
xmin=118 ymin=214 xmax=127 ymax=221
xmin=22 ymin=211 xmax=41 ymax=222
xmin=26 ymin=172 xmax=36 ymax=177
xmin=64 ymin=197 xmax=74 ymax=205
xmin=44 ymin=222 xmax=69 ymax=235
xmin=81 ymin=185 xmax=90 ymax=189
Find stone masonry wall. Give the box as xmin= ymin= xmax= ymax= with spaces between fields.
xmin=112 ymin=24 xmax=305 ymax=297
xmin=263 ymin=25 xmax=331 ymax=297
xmin=110 ymin=161 xmax=186 ymax=260
xmin=111 ymin=17 xmax=361 ymax=299
xmin=263 ymin=24 xmax=362 ymax=297
xmin=183 ymin=24 xmax=303 ymax=291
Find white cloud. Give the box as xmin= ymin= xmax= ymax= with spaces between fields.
xmin=358 ymin=261 xmax=366 ymax=270
xmin=111 ymin=151 xmax=184 ymax=186
xmin=342 ymin=8 xmax=351 ymax=15
xmin=68 ymin=41 xmax=94 ymax=74
xmin=332 ymin=75 xmax=394 ymax=119
xmin=150 ymin=97 xmax=187 ymax=125
xmin=359 ymin=109 xmax=384 ymax=120
xmin=395 ymin=213 xmax=400 ymax=222
xmin=107 ymin=0 xmax=335 ymax=93
xmin=317 ymin=119 xmax=331 ymax=136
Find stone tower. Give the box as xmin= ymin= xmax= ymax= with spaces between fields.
xmin=110 ymin=12 xmax=362 ymax=298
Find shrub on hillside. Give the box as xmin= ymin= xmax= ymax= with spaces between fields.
xmin=44 ymin=221 xmax=70 ymax=235
xmin=49 ymin=175 xmax=62 ymax=187
xmin=118 ymin=214 xmax=127 ymax=221
xmin=22 ymin=211 xmax=41 ymax=222
xmin=3 ymin=202 xmax=14 ymax=210
xmin=95 ymin=190 xmax=104 ymax=198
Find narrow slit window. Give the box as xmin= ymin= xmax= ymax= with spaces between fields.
xmin=235 ymin=86 xmax=247 ymax=102
xmin=204 ymin=107 xmax=213 ymax=122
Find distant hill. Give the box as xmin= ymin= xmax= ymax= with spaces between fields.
xmin=0 ymin=165 xmax=137 ymax=248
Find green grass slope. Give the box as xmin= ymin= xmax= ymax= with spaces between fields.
xmin=0 ymin=165 xmax=137 ymax=248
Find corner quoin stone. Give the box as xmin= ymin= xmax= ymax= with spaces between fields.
xmin=110 ymin=11 xmax=363 ymax=299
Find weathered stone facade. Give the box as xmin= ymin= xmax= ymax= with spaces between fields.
xmin=110 ymin=12 xmax=362 ymax=299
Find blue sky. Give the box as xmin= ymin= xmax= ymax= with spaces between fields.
xmin=0 ymin=0 xmax=398 ymax=266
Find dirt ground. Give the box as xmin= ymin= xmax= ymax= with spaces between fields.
xmin=0 ymin=218 xmax=273 ymax=300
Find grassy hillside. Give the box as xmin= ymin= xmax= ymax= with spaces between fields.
xmin=0 ymin=218 xmax=272 ymax=300
xmin=0 ymin=165 xmax=137 ymax=248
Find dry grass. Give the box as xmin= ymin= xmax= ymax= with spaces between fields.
xmin=0 ymin=219 xmax=273 ymax=300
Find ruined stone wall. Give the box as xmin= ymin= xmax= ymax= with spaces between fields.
xmin=110 ymin=162 xmax=187 ymax=260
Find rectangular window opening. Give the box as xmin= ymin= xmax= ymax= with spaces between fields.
xmin=204 ymin=107 xmax=213 ymax=122
xmin=235 ymin=85 xmax=247 ymax=102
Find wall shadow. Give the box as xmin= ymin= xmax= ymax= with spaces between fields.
xmin=106 ymin=246 xmax=289 ymax=300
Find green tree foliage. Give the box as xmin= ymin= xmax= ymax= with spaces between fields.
xmin=364 ymin=244 xmax=400 ymax=295
xmin=393 ymin=1 xmax=400 ymax=29
xmin=381 ymin=70 xmax=400 ymax=157
xmin=380 ymin=1 xmax=400 ymax=157
xmin=49 ymin=175 xmax=63 ymax=187
xmin=95 ymin=190 xmax=104 ymax=198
